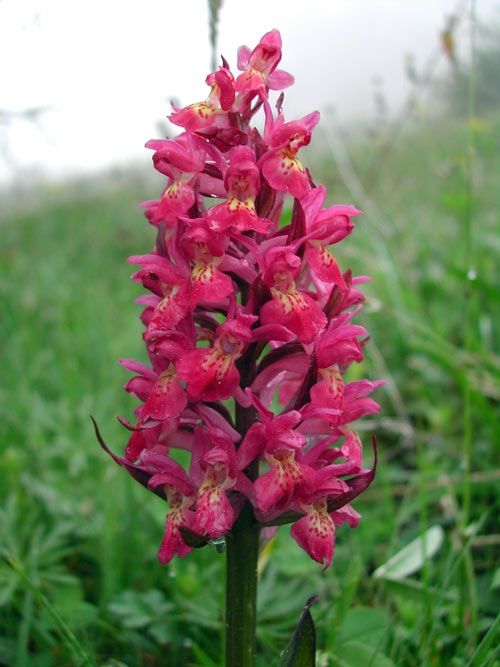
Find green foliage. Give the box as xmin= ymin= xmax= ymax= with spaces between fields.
xmin=277 ymin=597 xmax=318 ymax=666
xmin=1 ymin=101 xmax=499 ymax=666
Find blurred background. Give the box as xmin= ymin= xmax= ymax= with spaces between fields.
xmin=1 ymin=0 xmax=499 ymax=182
xmin=1 ymin=1 xmax=500 ymax=665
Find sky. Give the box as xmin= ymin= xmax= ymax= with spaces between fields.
xmin=1 ymin=0 xmax=498 ymax=183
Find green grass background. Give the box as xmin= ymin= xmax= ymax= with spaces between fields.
xmin=1 ymin=104 xmax=500 ymax=665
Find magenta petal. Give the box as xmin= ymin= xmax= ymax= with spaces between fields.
xmin=236 ymin=422 xmax=266 ymax=471
xmin=253 ymin=450 xmax=308 ymax=513
xmin=176 ymin=348 xmax=240 ymax=402
xmin=305 ymin=246 xmax=345 ymax=285
xmin=251 ymin=323 xmax=295 ymax=343
xmin=188 ymin=264 xmax=233 ymax=306
xmin=141 ymin=372 xmax=187 ymax=421
xmin=290 ymin=510 xmax=335 ymax=569
xmin=262 ymin=152 xmax=310 ymax=199
xmin=124 ymin=376 xmax=154 ymax=402
xmin=332 ymin=504 xmax=361 ymax=529
xmin=254 ymin=469 xmax=289 ymax=513
xmin=237 ymin=45 xmax=251 ymax=70
xmin=145 ymin=294 xmax=189 ymax=339
xmin=119 ymin=358 xmax=157 ymax=380
xmin=194 ymin=485 xmax=235 ymax=537
xmin=158 ymin=508 xmax=195 ymax=564
xmin=260 ymin=292 xmax=327 ymax=344
xmin=310 ymin=369 xmax=343 ymax=412
xmin=267 ymin=70 xmax=295 ymax=90
xmin=301 ymin=185 xmax=326 ymax=222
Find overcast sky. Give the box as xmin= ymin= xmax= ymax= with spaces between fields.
xmin=1 ymin=0 xmax=498 ymax=183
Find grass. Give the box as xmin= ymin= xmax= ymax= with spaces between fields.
xmin=1 ymin=106 xmax=499 ymax=666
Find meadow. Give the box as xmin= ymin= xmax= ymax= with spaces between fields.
xmin=1 ymin=104 xmax=499 ymax=665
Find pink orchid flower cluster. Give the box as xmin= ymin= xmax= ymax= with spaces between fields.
xmin=105 ymin=29 xmax=382 ymax=569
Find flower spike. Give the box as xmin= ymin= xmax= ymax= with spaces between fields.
xmin=100 ymin=30 xmax=383 ymax=568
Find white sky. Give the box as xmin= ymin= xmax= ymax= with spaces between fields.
xmin=1 ymin=0 xmax=498 ymax=183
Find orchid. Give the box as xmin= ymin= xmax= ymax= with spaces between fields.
xmin=261 ymin=111 xmax=320 ymax=198
xmin=235 ymin=28 xmax=294 ymax=95
xmin=97 ymin=27 xmax=382 ymax=666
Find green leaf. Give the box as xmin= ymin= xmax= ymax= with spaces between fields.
xmin=7 ymin=557 xmax=95 ymax=666
xmin=467 ymin=609 xmax=500 ymax=667
xmin=491 ymin=567 xmax=500 ymax=590
xmin=0 ymin=562 xmax=18 ymax=606
xmin=331 ymin=641 xmax=395 ymax=667
xmin=377 ymin=576 xmax=458 ymax=603
xmin=108 ymin=589 xmax=174 ymax=629
xmin=41 ymin=583 xmax=98 ymax=630
xmin=278 ymin=596 xmax=318 ymax=666
xmin=373 ymin=525 xmax=444 ymax=580
xmin=337 ymin=606 xmax=391 ymax=647
xmin=329 ymin=554 xmax=362 ymax=642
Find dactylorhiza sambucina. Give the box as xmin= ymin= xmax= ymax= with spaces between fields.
xmin=97 ymin=29 xmax=383 ymax=570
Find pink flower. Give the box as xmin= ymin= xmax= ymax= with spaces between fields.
xmin=237 ymin=399 xmax=315 ymax=515
xmin=143 ymin=135 xmax=206 ymax=227
xmin=261 ymin=111 xmax=320 ymax=199
xmin=206 ymin=146 xmax=271 ymax=234
xmin=176 ymin=221 xmax=235 ymax=308
xmin=176 ymin=312 xmax=256 ymax=402
xmin=290 ymin=499 xmax=360 ymax=569
xmin=128 ymin=255 xmax=190 ymax=338
xmin=170 ymin=65 xmax=236 ymax=132
xmin=260 ymin=245 xmax=327 ymax=344
xmin=190 ymin=427 xmax=240 ymax=538
xmin=100 ymin=29 xmax=382 ymax=569
xmin=235 ymin=29 xmax=294 ymax=94
xmin=298 ymin=185 xmax=361 ymax=285
xmin=156 ymin=488 xmax=196 ymax=563
xmin=148 ymin=456 xmax=197 ymax=563
xmin=288 ymin=440 xmax=377 ymax=568
xmin=120 ymin=357 xmax=187 ymax=422
xmin=290 ymin=498 xmax=337 ymax=568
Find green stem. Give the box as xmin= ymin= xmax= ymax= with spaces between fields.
xmin=460 ymin=0 xmax=479 ymax=649
xmin=225 ymin=369 xmax=260 ymax=666
xmin=225 ymin=500 xmax=260 ymax=666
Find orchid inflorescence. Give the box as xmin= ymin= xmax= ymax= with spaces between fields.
xmin=100 ymin=29 xmax=383 ymax=569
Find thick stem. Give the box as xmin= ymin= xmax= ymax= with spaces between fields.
xmin=225 ymin=388 xmax=259 ymax=665
xmin=225 ymin=500 xmax=260 ymax=666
